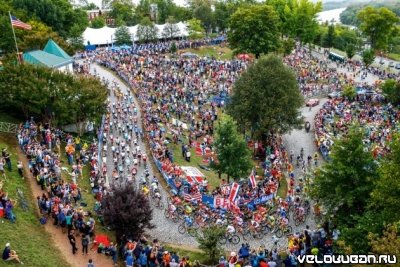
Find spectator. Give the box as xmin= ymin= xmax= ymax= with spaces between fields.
xmin=2 ymin=243 xmax=23 ymax=264
xmin=87 ymin=259 xmax=94 ymax=267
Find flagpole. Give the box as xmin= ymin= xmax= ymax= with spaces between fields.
xmin=9 ymin=11 xmax=20 ymax=64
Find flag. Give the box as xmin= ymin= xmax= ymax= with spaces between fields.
xmin=220 ymin=184 xmax=230 ymax=196
xmin=11 ymin=15 xmax=32 ymax=30
xmin=183 ymin=191 xmax=202 ymax=202
xmin=228 ymin=182 xmax=240 ymax=202
xmin=249 ymin=169 xmax=257 ymax=189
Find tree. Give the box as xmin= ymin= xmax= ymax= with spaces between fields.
xmin=370 ymin=134 xmax=400 ymax=224
xmin=187 ymin=18 xmax=205 ymax=40
xmin=368 ymin=224 xmax=400 ymax=263
xmin=101 ymin=182 xmax=154 ymax=243
xmin=68 ymin=24 xmax=84 ymax=49
xmin=362 ymin=49 xmax=375 ymax=67
xmin=12 ymin=0 xmax=88 ymax=38
xmin=346 ymin=43 xmax=356 ymax=59
xmin=227 ymin=55 xmax=303 ymax=138
xmin=357 ymin=7 xmax=399 ymax=50
xmin=311 ymin=127 xmax=377 ymax=227
xmin=212 ymin=114 xmax=252 ymax=182
xmin=196 ymin=226 xmax=225 ymax=264
xmin=115 ymin=26 xmax=132 ymax=45
xmin=136 ymin=17 xmax=158 ymax=43
xmin=170 ymin=42 xmax=177 ymax=53
xmin=343 ymin=84 xmax=356 ymax=100
xmin=322 ymin=24 xmax=335 ymax=48
xmin=0 ymin=63 xmax=107 ymax=128
xmin=291 ymin=0 xmax=322 ymax=44
xmin=162 ymin=16 xmax=180 ymax=39
xmin=380 ymin=79 xmax=400 ymax=104
xmin=90 ymin=16 xmax=106 ymax=28
xmin=228 ymin=4 xmax=280 ymax=57
xmin=109 ymin=0 xmax=138 ymax=26
xmin=192 ymin=1 xmax=215 ymax=33
xmin=281 ymin=38 xmax=295 ymax=56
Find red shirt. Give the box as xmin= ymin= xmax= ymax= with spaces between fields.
xmin=259 ymin=261 xmax=269 ymax=267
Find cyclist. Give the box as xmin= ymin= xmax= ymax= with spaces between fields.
xmin=314 ymin=152 xmax=319 ymax=166
xmin=183 ymin=215 xmax=193 ymax=228
xmin=266 ymin=215 xmax=276 ymax=228
xmin=279 ymin=216 xmax=289 ymax=229
xmin=142 ymin=184 xmax=149 ymax=197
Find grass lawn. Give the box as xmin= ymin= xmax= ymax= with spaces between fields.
xmin=168 ymin=142 xmax=224 ymax=189
xmin=387 ymin=53 xmax=400 ymax=61
xmin=180 ymin=46 xmax=233 ymax=60
xmin=163 ymin=244 xmax=206 ymax=262
xmin=0 ymin=134 xmax=70 ymax=267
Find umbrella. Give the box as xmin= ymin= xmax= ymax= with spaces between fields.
xmin=236 ymin=53 xmax=250 ymax=60
xmin=181 ymin=52 xmax=198 ymax=58
xmin=94 ymin=234 xmax=111 ymax=247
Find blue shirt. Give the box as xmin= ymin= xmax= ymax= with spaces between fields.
xmin=126 ymin=255 xmax=134 ymax=266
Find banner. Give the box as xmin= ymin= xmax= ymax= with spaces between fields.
xmin=228 ymin=182 xmax=240 ymax=202
xmin=251 ymin=194 xmax=274 ymax=206
xmin=214 ymin=197 xmax=230 ymax=209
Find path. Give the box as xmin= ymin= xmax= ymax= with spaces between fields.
xmin=16 ymin=148 xmax=112 ymax=267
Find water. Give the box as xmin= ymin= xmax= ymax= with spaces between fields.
xmin=317 ymin=7 xmax=346 ymax=24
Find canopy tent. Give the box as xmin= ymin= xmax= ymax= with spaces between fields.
xmin=82 ymin=22 xmax=189 ymax=46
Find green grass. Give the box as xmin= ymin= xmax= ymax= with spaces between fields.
xmin=180 ymin=46 xmax=233 ymax=60
xmin=163 ymin=245 xmax=206 ymax=262
xmin=0 ymin=134 xmax=70 ymax=267
xmin=169 ymin=142 xmax=224 ymax=189
xmin=387 ymin=53 xmax=400 ymax=61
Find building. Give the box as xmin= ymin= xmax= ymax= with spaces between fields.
xmin=23 ymin=39 xmax=73 ymax=72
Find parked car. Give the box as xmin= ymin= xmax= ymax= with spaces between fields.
xmin=389 ymin=62 xmax=395 ymax=68
xmin=396 ymin=63 xmax=400 ymax=70
xmin=306 ymin=98 xmax=319 ymax=107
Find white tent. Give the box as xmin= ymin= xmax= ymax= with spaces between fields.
xmin=82 ymin=22 xmax=188 ymax=46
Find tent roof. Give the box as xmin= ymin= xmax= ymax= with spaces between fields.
xmin=43 ymin=39 xmax=71 ymax=60
xmin=23 ymin=50 xmax=73 ymax=68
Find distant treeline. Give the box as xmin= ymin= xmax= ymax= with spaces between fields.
xmin=340 ymin=0 xmax=400 ymax=26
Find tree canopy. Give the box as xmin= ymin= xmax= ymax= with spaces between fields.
xmin=162 ymin=16 xmax=180 ymax=39
xmin=101 ymin=182 xmax=154 ymax=243
xmin=381 ymin=79 xmax=400 ymax=104
xmin=362 ymin=49 xmax=376 ymax=67
xmin=212 ymin=114 xmax=252 ymax=182
xmin=187 ymin=18 xmax=205 ymax=40
xmin=0 ymin=63 xmax=107 ymax=129
xmin=136 ymin=17 xmax=158 ymax=43
xmin=357 ymin=6 xmax=399 ymax=50
xmin=115 ymin=25 xmax=132 ymax=45
xmin=228 ymin=4 xmax=280 ymax=57
xmin=227 ymin=55 xmax=303 ymax=138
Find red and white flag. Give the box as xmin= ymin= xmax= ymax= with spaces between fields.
xmin=10 ymin=15 xmax=32 ymax=30
xmin=249 ymin=169 xmax=257 ymax=189
xmin=220 ymin=184 xmax=230 ymax=196
xmin=228 ymin=182 xmax=240 ymax=202
xmin=183 ymin=192 xmax=202 ymax=202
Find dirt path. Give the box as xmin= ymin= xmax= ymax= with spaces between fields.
xmin=16 ymin=148 xmax=114 ymax=267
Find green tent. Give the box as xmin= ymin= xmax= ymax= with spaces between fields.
xmin=43 ymin=39 xmax=71 ymax=60
xmin=23 ymin=50 xmax=72 ymax=68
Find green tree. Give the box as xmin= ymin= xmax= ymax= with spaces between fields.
xmin=170 ymin=42 xmax=177 ymax=53
xmin=192 ymin=0 xmax=215 ymax=33
xmin=162 ymin=16 xmax=180 ymax=39
xmin=68 ymin=24 xmax=84 ymax=49
xmin=370 ymin=134 xmax=400 ymax=224
xmin=281 ymin=38 xmax=295 ymax=56
xmin=136 ymin=17 xmax=158 ymax=43
xmin=196 ymin=226 xmax=225 ymax=264
xmin=212 ymin=114 xmax=252 ymax=182
xmin=311 ymin=127 xmax=377 ymax=227
xmin=109 ymin=0 xmax=138 ymax=26
xmin=187 ymin=18 xmax=205 ymax=40
xmin=12 ymin=0 xmax=88 ymax=38
xmin=292 ymin=0 xmax=322 ymax=44
xmin=357 ymin=7 xmax=399 ymax=50
xmin=227 ymin=55 xmax=303 ymax=138
xmin=380 ymin=79 xmax=400 ymax=104
xmin=115 ymin=25 xmax=132 ymax=45
xmin=228 ymin=4 xmax=280 ymax=57
xmin=90 ymin=16 xmax=106 ymax=28
xmin=368 ymin=223 xmax=400 ymax=262
xmin=343 ymin=84 xmax=356 ymax=100
xmin=362 ymin=49 xmax=375 ymax=67
xmin=0 ymin=63 xmax=107 ymax=127
xmin=346 ymin=43 xmax=356 ymax=59
xmin=322 ymin=24 xmax=335 ymax=48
